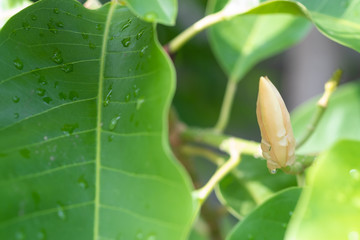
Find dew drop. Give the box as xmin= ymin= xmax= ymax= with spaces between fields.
xmin=289 ymin=211 xmax=293 ymax=216
xmin=108 ymin=135 xmax=114 ymax=142
xmin=59 ymin=92 xmax=67 ymax=100
xmin=14 ymin=113 xmax=20 ymax=119
xmin=36 ymin=88 xmax=46 ymax=96
xmin=121 ymin=19 xmax=132 ymax=31
xmin=51 ymin=49 xmax=63 ymax=64
xmin=96 ymin=24 xmax=102 ymax=31
xmin=144 ymin=12 xmax=157 ymax=22
xmin=81 ymin=32 xmax=89 ymax=39
xmin=13 ymin=58 xmax=24 ymax=70
xmin=60 ymin=63 xmax=73 ymax=73
xmin=133 ymin=86 xmax=140 ymax=97
xmin=38 ymin=76 xmax=48 ymax=85
xmin=121 ymin=37 xmax=131 ymax=47
xmin=77 ymin=175 xmax=89 ymax=189
xmin=12 ymin=96 xmax=20 ymax=103
xmin=140 ymin=46 xmax=148 ymax=57
xmin=136 ymin=97 xmax=144 ymax=110
xmin=61 ymin=123 xmax=79 ymax=135
xmin=54 ymin=81 xmax=59 ymax=88
xmin=104 ymin=85 xmax=113 ymax=107
xmin=109 ymin=114 xmax=121 ymax=131
xmin=125 ymin=94 xmax=131 ymax=102
xmin=89 ymin=42 xmax=96 ymax=49
xmin=47 ymin=19 xmax=57 ymax=33
xmin=53 ymin=8 xmax=60 ymax=14
xmin=42 ymin=97 xmax=53 ymax=104
xmin=69 ymin=91 xmax=79 ymax=101
xmin=77 ymin=14 xmax=83 ymax=18
xmin=56 ymin=202 xmax=66 ymax=220
xmin=19 ymin=148 xmax=30 ymax=159
xmin=37 ymin=229 xmax=46 ymax=240
xmin=349 ymin=169 xmax=360 ymax=181
xmin=31 ymin=14 xmax=37 ymax=21
xmin=56 ymin=21 xmax=64 ymax=28
xmin=22 ymin=21 xmax=30 ymax=30
xmin=136 ymin=29 xmax=145 ymax=40
xmin=270 ymin=169 xmax=277 ymax=174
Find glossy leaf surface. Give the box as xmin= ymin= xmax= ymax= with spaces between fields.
xmin=227 ymin=187 xmax=302 ymax=240
xmin=286 ymin=140 xmax=360 ymax=240
xmin=217 ymin=155 xmax=297 ymax=218
xmin=0 ymin=0 xmax=192 ymax=239
xmin=124 ymin=0 xmax=177 ymax=26
xmin=291 ymin=81 xmax=360 ymax=154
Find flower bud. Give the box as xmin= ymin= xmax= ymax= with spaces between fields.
xmin=256 ymin=76 xmax=295 ymax=172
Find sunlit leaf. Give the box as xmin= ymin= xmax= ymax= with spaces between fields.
xmin=286 ymin=140 xmax=360 ymax=240
xmin=0 ymin=0 xmax=193 ymax=239
xmin=123 ymin=0 xmax=177 ymax=26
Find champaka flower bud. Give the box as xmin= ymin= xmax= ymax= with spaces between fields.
xmin=256 ymin=76 xmax=295 ymax=173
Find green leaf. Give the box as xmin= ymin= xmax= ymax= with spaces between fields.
xmin=286 ymin=140 xmax=360 ymax=240
xmin=208 ymin=0 xmax=310 ymax=81
xmin=291 ymin=81 xmax=360 ymax=154
xmin=227 ymin=187 xmax=302 ymax=240
xmin=0 ymin=0 xmax=193 ymax=239
xmin=209 ymin=0 xmax=360 ymax=82
xmin=123 ymin=0 xmax=177 ymax=26
xmin=217 ymin=155 xmax=297 ymax=218
xmin=0 ymin=0 xmax=32 ymax=28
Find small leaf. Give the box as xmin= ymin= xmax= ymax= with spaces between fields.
xmin=291 ymin=81 xmax=360 ymax=154
xmin=286 ymin=140 xmax=360 ymax=240
xmin=227 ymin=187 xmax=302 ymax=240
xmin=217 ymin=155 xmax=297 ymax=218
xmin=123 ymin=0 xmax=177 ymax=26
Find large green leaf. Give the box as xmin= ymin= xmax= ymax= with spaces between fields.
xmin=123 ymin=0 xmax=177 ymax=26
xmin=286 ymin=140 xmax=360 ymax=240
xmin=227 ymin=187 xmax=302 ymax=240
xmin=291 ymin=81 xmax=360 ymax=154
xmin=0 ymin=0 xmax=193 ymax=239
xmin=208 ymin=0 xmax=360 ymax=82
xmin=208 ymin=0 xmax=310 ymax=81
xmin=217 ymin=155 xmax=297 ymax=218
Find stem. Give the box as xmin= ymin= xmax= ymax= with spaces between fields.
xmin=296 ymin=69 xmax=342 ymax=149
xmin=214 ymin=80 xmax=238 ymax=133
xmin=167 ymin=11 xmax=226 ymax=53
xmin=181 ymin=145 xmax=225 ymax=166
xmin=195 ymin=153 xmax=241 ymax=203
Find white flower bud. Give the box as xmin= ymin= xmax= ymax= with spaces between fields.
xmin=256 ymin=76 xmax=295 ymax=172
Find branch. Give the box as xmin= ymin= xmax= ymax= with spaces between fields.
xmin=296 ymin=69 xmax=342 ymax=149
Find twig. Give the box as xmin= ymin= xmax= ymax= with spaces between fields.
xmin=296 ymin=69 xmax=342 ymax=149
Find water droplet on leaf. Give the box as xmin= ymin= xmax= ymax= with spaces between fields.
xmin=104 ymin=86 xmax=113 ymax=107
xmin=69 ymin=91 xmax=79 ymax=101
xmin=96 ymin=24 xmax=102 ymax=31
xmin=36 ymin=88 xmax=46 ymax=96
xmin=53 ymin=8 xmax=60 ymax=14
xmin=77 ymin=175 xmax=88 ymax=189
xmin=121 ymin=37 xmax=131 ymax=47
xmin=136 ymin=98 xmax=144 ymax=110
xmin=12 ymin=96 xmax=20 ymax=103
xmin=60 ymin=63 xmax=73 ymax=73
xmin=56 ymin=21 xmax=64 ymax=28
xmin=51 ymin=49 xmax=63 ymax=64
xmin=59 ymin=92 xmax=67 ymax=100
xmin=270 ymin=169 xmax=277 ymax=174
xmin=89 ymin=42 xmax=96 ymax=49
xmin=13 ymin=58 xmax=23 ymax=70
xmin=37 ymin=229 xmax=46 ymax=240
xmin=136 ymin=29 xmax=145 ymax=40
xmin=109 ymin=114 xmax=121 ymax=131
xmin=81 ymin=32 xmax=89 ymax=39
xmin=125 ymin=94 xmax=131 ymax=102
xmin=22 ymin=22 xmax=30 ymax=30
xmin=42 ymin=97 xmax=53 ymax=104
xmin=61 ymin=123 xmax=79 ymax=135
xmin=121 ymin=19 xmax=132 ymax=31
xmin=31 ymin=14 xmax=37 ymax=21
xmin=14 ymin=113 xmax=20 ymax=119
xmin=56 ymin=202 xmax=66 ymax=220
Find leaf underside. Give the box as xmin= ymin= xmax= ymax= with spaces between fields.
xmin=0 ymin=0 xmax=192 ymax=239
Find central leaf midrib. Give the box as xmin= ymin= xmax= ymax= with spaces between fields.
xmin=94 ymin=2 xmax=117 ymax=239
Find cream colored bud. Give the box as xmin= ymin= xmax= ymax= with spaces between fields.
xmin=256 ymin=76 xmax=295 ymax=172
